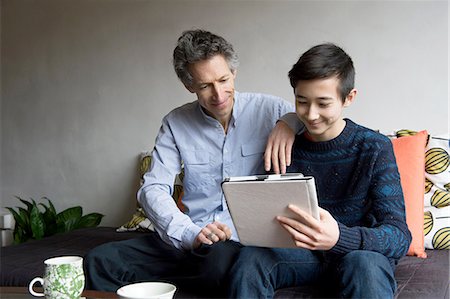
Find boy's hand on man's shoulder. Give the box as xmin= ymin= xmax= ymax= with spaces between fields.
xmin=277 ymin=205 xmax=339 ymax=250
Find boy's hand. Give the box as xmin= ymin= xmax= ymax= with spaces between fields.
xmin=264 ymin=121 xmax=295 ymax=174
xmin=277 ymin=205 xmax=339 ymax=250
xmin=193 ymin=221 xmax=232 ymax=249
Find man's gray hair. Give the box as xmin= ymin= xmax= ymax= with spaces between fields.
xmin=173 ymin=29 xmax=239 ymax=87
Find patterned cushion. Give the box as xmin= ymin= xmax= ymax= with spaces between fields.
xmin=422 ymin=135 xmax=450 ymax=249
xmin=396 ymin=130 xmax=450 ymax=250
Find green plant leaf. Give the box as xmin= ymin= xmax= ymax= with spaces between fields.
xmin=13 ymin=227 xmax=28 ymax=244
xmin=30 ymin=204 xmax=45 ymax=239
xmin=7 ymin=196 xmax=103 ymax=243
xmin=15 ymin=196 xmax=33 ymax=212
xmin=56 ymin=206 xmax=82 ymax=233
xmin=5 ymin=207 xmax=26 ymax=230
xmin=40 ymin=203 xmax=57 ymax=237
xmin=43 ymin=197 xmax=57 ymax=216
xmin=76 ymin=213 xmax=104 ymax=229
xmin=17 ymin=207 xmax=31 ymax=229
xmin=15 ymin=207 xmax=30 ymax=234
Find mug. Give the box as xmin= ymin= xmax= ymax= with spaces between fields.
xmin=117 ymin=282 xmax=177 ymax=299
xmin=28 ymin=256 xmax=85 ymax=299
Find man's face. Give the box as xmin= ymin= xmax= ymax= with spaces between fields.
xmin=294 ymin=76 xmax=353 ymax=142
xmin=186 ymin=55 xmax=236 ymax=127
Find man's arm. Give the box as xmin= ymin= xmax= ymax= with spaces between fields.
xmin=138 ymin=116 xmax=233 ymax=250
xmin=264 ymin=112 xmax=305 ymax=174
xmin=138 ymin=117 xmax=202 ymax=250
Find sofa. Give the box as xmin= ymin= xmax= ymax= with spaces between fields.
xmin=2 ymin=132 xmax=450 ymax=298
xmin=0 ymin=226 xmax=448 ymax=298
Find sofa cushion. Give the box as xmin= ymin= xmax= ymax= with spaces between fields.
xmin=394 ymin=131 xmax=450 ymax=251
xmin=0 ymin=227 xmax=142 ymax=287
xmin=423 ymin=135 xmax=450 ymax=249
xmin=392 ymin=130 xmax=428 ymax=257
xmin=118 ymin=152 xmax=184 ymax=232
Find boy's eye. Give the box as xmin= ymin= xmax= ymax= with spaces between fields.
xmin=319 ymin=103 xmax=330 ymax=107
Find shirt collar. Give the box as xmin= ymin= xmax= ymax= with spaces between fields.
xmin=196 ymin=91 xmax=241 ymax=128
xmin=231 ymin=91 xmax=241 ymax=126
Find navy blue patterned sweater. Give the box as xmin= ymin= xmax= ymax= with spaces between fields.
xmin=288 ymin=119 xmax=412 ymax=264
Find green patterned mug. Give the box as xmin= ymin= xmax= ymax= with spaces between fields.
xmin=28 ymin=256 xmax=85 ymax=299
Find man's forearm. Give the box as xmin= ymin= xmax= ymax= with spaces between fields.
xmin=279 ymin=112 xmax=305 ymax=134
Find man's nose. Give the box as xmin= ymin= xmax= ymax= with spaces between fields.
xmin=212 ymin=83 xmax=222 ymax=99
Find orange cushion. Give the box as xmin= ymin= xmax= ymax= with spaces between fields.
xmin=392 ymin=130 xmax=428 ymax=258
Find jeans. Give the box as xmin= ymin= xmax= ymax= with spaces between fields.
xmin=84 ymin=232 xmax=242 ymax=296
xmin=228 ymin=247 xmax=397 ymax=299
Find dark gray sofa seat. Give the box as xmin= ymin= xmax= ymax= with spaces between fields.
xmin=1 ymin=227 xmax=448 ymax=298
xmin=274 ymin=249 xmax=449 ymax=299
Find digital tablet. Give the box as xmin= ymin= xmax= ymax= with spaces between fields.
xmin=222 ymin=174 xmax=319 ymax=248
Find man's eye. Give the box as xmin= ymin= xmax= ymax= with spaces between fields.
xmin=319 ymin=103 xmax=330 ymax=107
xmin=297 ymin=101 xmax=307 ymax=105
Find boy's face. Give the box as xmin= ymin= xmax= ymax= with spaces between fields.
xmin=294 ymin=76 xmax=355 ymax=142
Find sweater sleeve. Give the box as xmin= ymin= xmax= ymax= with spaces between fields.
xmin=329 ymin=140 xmax=412 ymax=260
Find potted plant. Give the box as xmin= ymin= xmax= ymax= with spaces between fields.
xmin=6 ymin=196 xmax=104 ymax=244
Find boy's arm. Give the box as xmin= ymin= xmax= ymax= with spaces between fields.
xmin=329 ymin=141 xmax=412 ymax=259
xmin=278 ymin=140 xmax=412 ymax=259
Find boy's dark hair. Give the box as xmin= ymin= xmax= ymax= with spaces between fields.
xmin=288 ymin=43 xmax=355 ymax=101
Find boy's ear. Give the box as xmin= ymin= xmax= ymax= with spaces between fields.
xmin=343 ymin=89 xmax=357 ymax=107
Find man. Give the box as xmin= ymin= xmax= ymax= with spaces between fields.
xmin=229 ymin=43 xmax=411 ymax=298
xmin=84 ymin=29 xmax=302 ymax=295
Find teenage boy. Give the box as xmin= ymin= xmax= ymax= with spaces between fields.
xmin=229 ymin=43 xmax=412 ymax=299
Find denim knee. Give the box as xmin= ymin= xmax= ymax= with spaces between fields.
xmin=84 ymin=242 xmax=117 ymax=265
xmin=231 ymin=246 xmax=266 ymax=279
xmin=193 ymin=241 xmax=242 ymax=288
xmin=337 ymin=250 xmax=396 ymax=299
xmin=228 ymin=248 xmax=262 ymax=298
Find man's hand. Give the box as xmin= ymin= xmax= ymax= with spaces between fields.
xmin=193 ymin=221 xmax=232 ymax=249
xmin=277 ymin=205 xmax=339 ymax=250
xmin=264 ymin=121 xmax=295 ymax=174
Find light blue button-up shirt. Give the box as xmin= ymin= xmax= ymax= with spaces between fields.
xmin=138 ymin=92 xmax=296 ymax=250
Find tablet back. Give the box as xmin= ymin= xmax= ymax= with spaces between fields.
xmin=222 ymin=178 xmax=319 ymax=248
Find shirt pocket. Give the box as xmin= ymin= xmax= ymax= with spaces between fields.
xmin=183 ymin=149 xmax=211 ymax=191
xmin=183 ymin=149 xmax=210 ymax=165
xmin=241 ymin=139 xmax=266 ymax=174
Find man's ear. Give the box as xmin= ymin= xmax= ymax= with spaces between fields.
xmin=343 ymin=88 xmax=357 ymax=107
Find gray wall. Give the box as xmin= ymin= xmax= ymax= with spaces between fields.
xmin=1 ymin=0 xmax=448 ymax=226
